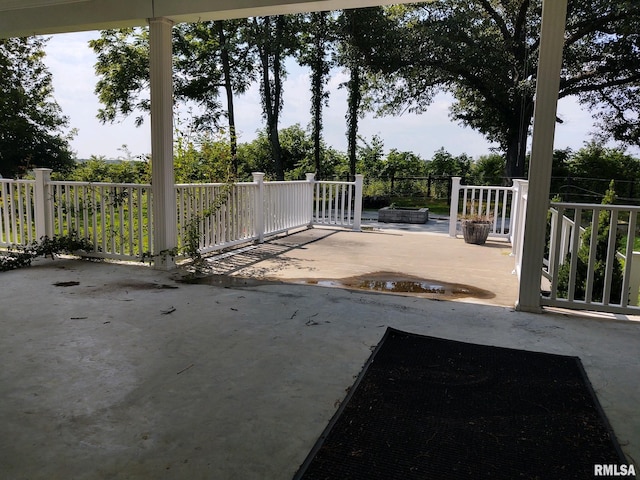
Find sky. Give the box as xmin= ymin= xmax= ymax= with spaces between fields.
xmin=42 ymin=30 xmax=637 ymax=162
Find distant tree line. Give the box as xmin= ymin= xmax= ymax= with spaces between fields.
xmin=53 ymin=126 xmax=640 ymax=209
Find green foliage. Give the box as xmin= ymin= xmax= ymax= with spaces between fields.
xmin=57 ymin=156 xmax=150 ymax=184
xmin=297 ymin=12 xmax=336 ymax=178
xmin=356 ymin=135 xmax=386 ymax=179
xmin=236 ymin=124 xmax=347 ymax=181
xmin=335 ymin=9 xmax=386 ymax=177
xmin=567 ymin=142 xmax=640 ymax=182
xmin=550 ymin=142 xmax=640 ymax=202
xmin=557 ymin=181 xmax=624 ymax=303
xmin=90 ymin=21 xmax=255 ymax=177
xmin=0 ymin=233 xmax=94 ymax=272
xmin=426 ymin=148 xmax=472 ymax=177
xmin=0 ymin=37 xmax=75 ymax=178
xmin=90 ymin=28 xmax=150 ymax=126
xmin=382 ymin=150 xmax=426 ymax=178
xmin=174 ymin=20 xmax=255 ymax=132
xmin=245 ymin=15 xmax=301 ymax=180
xmin=470 ymin=154 xmax=506 ymax=185
xmin=173 ymin=124 xmax=240 ymax=183
xmin=349 ymin=1 xmax=640 ymax=179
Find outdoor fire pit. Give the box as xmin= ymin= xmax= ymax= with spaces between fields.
xmin=378 ymin=207 xmax=429 ymax=224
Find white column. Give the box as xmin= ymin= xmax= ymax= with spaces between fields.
xmin=149 ymin=17 xmax=177 ymax=270
xmin=516 ymin=0 xmax=569 ymax=312
xmin=33 ymin=168 xmax=53 ymax=240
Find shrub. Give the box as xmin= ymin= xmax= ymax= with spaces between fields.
xmin=557 ymin=181 xmax=623 ymax=303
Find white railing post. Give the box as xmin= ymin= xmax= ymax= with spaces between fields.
xmin=306 ymin=173 xmax=316 ymax=227
xmin=510 ymin=180 xmax=528 ymax=278
xmin=353 ymin=174 xmax=363 ymax=231
xmin=547 ymin=208 xmax=558 ymax=278
xmin=629 ymin=252 xmax=640 ymax=306
xmin=449 ymin=177 xmax=461 ymax=237
xmin=33 ymin=168 xmax=53 ymax=241
xmin=510 ymin=180 xmax=522 ymax=251
xmin=253 ymin=172 xmax=265 ymax=243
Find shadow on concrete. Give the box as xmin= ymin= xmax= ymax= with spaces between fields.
xmin=0 ymin=258 xmax=638 ymax=479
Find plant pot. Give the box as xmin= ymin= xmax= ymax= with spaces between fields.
xmin=461 ymin=221 xmax=491 ymax=245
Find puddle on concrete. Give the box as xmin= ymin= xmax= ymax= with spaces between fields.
xmin=296 ymin=272 xmax=495 ymax=300
xmin=110 ymin=281 xmax=178 ymax=290
xmin=177 ymin=274 xmax=277 ymax=288
xmin=174 ymin=271 xmax=494 ymax=300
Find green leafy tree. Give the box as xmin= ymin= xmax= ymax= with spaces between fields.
xmin=0 ymin=37 xmax=74 ymax=178
xmin=470 ymin=154 xmax=506 ymax=186
xmin=63 ymin=156 xmax=150 ymax=183
xmin=557 ymin=181 xmax=623 ymax=303
xmin=568 ymin=142 xmax=640 ymax=182
xmin=356 ymin=135 xmax=385 ymax=179
xmin=380 ymin=149 xmax=426 ymax=194
xmin=174 ymin=20 xmax=255 ymax=175
xmin=559 ymin=142 xmax=640 ymax=202
xmin=297 ymin=12 xmax=336 ymax=179
xmin=336 ymin=9 xmax=386 ymax=178
xmin=245 ymin=16 xmax=300 ymax=180
xmin=237 ymin=124 xmax=320 ymax=180
xmin=349 ymin=1 xmax=640 ymax=180
xmin=90 ymin=29 xmax=150 ymax=127
xmin=426 ymin=148 xmax=472 ymax=178
xmin=91 ymin=21 xmax=254 ymax=175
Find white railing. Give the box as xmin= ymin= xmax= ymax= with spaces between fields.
xmin=510 ymin=179 xmax=529 ymax=279
xmin=175 ymin=173 xmax=362 ymax=254
xmin=176 ymin=181 xmax=260 ymax=254
xmin=0 ymin=179 xmax=36 ymax=247
xmin=543 ymin=202 xmax=640 ymax=314
xmin=313 ymin=175 xmax=363 ymax=230
xmin=49 ymin=180 xmax=153 ymax=260
xmin=2 ymin=170 xmax=363 ymax=262
xmin=264 ymin=176 xmax=315 ymax=237
xmin=448 ymin=177 xmax=515 ymax=240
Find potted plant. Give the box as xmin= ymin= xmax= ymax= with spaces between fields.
xmin=460 ymin=212 xmax=493 ymax=245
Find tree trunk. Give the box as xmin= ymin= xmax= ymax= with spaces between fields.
xmin=272 ymin=16 xmax=285 ymax=180
xmin=505 ymin=107 xmax=533 ymax=181
xmin=310 ymin=12 xmax=328 ymax=180
xmin=346 ymin=64 xmax=362 ymax=178
xmin=256 ymin=16 xmax=284 ymax=180
xmin=217 ymin=21 xmax=238 ymax=177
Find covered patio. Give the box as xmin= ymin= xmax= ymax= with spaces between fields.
xmin=0 ymin=0 xmax=570 ymax=313
xmin=1 ymin=232 xmax=639 ymax=478
xmin=2 ymin=0 xmax=639 ymax=477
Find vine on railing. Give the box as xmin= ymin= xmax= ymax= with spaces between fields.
xmin=0 ymin=233 xmax=95 ymax=272
xmin=180 ymin=181 xmax=234 ymax=266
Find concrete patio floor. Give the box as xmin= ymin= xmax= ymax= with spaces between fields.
xmin=1 ymin=227 xmax=639 ymax=479
xmin=197 ymin=226 xmax=518 ymax=308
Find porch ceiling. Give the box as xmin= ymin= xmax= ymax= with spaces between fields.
xmin=0 ymin=0 xmax=400 ymax=38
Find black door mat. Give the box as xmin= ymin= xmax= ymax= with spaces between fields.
xmin=293 ymin=328 xmax=633 ymax=479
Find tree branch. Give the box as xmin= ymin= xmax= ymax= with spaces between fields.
xmin=477 ymin=0 xmax=511 ymax=42
xmin=560 ymin=72 xmax=640 ymax=98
